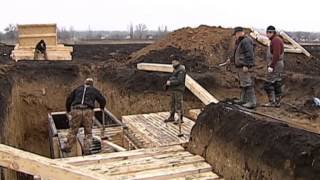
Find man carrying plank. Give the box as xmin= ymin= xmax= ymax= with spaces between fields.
xmin=164 ymin=57 xmax=186 ymax=124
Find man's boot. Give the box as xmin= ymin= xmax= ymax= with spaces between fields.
xmin=164 ymin=113 xmax=175 ymax=123
xmin=263 ymin=92 xmax=276 ymax=107
xmin=275 ymin=96 xmax=281 ymax=108
xmin=242 ymin=86 xmax=257 ymax=109
xmin=174 ymin=111 xmax=184 ymax=125
xmin=234 ymin=88 xmax=246 ymax=105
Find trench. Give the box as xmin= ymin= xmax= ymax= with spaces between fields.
xmin=0 ymin=59 xmax=202 ymax=180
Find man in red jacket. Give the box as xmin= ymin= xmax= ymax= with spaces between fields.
xmin=264 ymin=26 xmax=284 ymax=107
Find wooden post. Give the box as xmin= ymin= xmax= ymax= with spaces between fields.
xmin=137 ymin=63 xmax=219 ymax=105
xmin=0 ymin=144 xmax=107 ymax=180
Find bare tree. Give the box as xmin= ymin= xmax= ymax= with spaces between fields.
xmin=156 ymin=25 xmax=169 ymax=39
xmin=134 ymin=24 xmax=147 ymax=39
xmin=129 ymin=24 xmax=134 ymax=39
xmin=4 ymin=24 xmax=17 ymax=41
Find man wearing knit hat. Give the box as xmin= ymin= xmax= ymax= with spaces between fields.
xmin=263 ymin=25 xmax=284 ymax=107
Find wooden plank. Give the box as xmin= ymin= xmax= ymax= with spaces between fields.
xmin=19 ymin=33 xmax=57 ymax=38
xmin=137 ymin=63 xmax=173 ymax=73
xmin=83 ymin=151 xmax=200 ymax=175
xmin=48 ymin=113 xmax=58 ymax=136
xmin=284 ymin=48 xmax=303 ymax=53
xmin=169 ymin=172 xmax=220 ymax=180
xmin=110 ymin=162 xmax=212 ymax=180
xmin=58 ymin=145 xmax=184 ymax=166
xmin=0 ymin=144 xmax=107 ymax=180
xmin=102 ymin=140 xmax=126 ymax=152
xmin=52 ymin=137 xmax=61 ymax=158
xmin=280 ymin=31 xmax=311 ymax=57
xmin=137 ymin=63 xmax=219 ymax=105
xmin=249 ymin=29 xmax=270 ymax=46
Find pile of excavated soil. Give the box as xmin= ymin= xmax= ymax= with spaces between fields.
xmin=129 ymin=25 xmax=235 ymax=70
xmin=188 ymin=102 xmax=320 ymax=180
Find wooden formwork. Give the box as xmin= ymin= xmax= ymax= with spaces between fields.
xmin=122 ymin=112 xmax=195 ymax=148
xmin=0 ymin=144 xmax=222 ymax=179
xmin=48 ymin=108 xmax=125 ymax=158
xmin=11 ymin=24 xmax=73 ymax=61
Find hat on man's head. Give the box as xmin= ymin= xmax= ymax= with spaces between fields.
xmin=233 ymin=26 xmax=244 ymax=35
xmin=84 ymin=78 xmax=94 ymax=85
xmin=266 ymin=25 xmax=276 ymax=33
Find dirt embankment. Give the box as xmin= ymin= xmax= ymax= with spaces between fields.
xmin=188 ymin=102 xmax=320 ymax=180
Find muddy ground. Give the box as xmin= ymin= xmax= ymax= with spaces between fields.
xmin=0 ymin=25 xmax=319 ymax=180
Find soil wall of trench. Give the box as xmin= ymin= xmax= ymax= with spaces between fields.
xmin=188 ymin=102 xmax=320 ymax=180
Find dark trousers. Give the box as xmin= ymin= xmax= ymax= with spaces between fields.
xmin=170 ymin=91 xmax=184 ymax=116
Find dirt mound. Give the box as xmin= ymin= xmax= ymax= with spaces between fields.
xmin=129 ymin=25 xmax=234 ymax=68
xmin=188 ymin=102 xmax=320 ymax=180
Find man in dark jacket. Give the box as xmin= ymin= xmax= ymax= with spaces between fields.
xmin=34 ymin=39 xmax=48 ymax=60
xmin=264 ymin=26 xmax=284 ymax=107
xmin=230 ymin=27 xmax=257 ymax=109
xmin=164 ymin=58 xmax=186 ymax=124
xmin=63 ymin=78 xmax=106 ymax=154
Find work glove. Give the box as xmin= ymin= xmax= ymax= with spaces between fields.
xmin=66 ymin=113 xmax=72 ymax=121
xmin=268 ymin=67 xmax=274 ymax=73
xmin=243 ymin=66 xmax=249 ymax=72
xmin=166 ymin=80 xmax=171 ymax=86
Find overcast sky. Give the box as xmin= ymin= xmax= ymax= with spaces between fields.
xmin=1 ymin=0 xmax=319 ymax=32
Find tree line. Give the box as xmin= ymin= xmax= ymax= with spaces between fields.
xmin=1 ymin=24 xmax=319 ymax=43
xmin=0 ymin=24 xmax=169 ymax=43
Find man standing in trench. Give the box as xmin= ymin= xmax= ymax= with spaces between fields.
xmin=227 ymin=27 xmax=257 ymax=109
xmin=63 ymin=78 xmax=106 ymax=155
xmin=164 ymin=57 xmax=186 ymax=125
xmin=263 ymin=25 xmax=284 ymax=107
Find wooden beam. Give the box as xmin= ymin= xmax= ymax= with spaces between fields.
xmin=249 ymin=30 xmax=270 ymax=46
xmin=137 ymin=63 xmax=173 ymax=73
xmin=137 ymin=63 xmax=219 ymax=105
xmin=83 ymin=152 xmax=201 ymax=175
xmin=19 ymin=33 xmax=57 ymax=38
xmin=169 ymin=172 xmax=220 ymax=180
xmin=58 ymin=145 xmax=184 ymax=166
xmin=48 ymin=113 xmax=58 ymax=136
xmin=103 ymin=140 xmax=127 ymax=152
xmin=0 ymin=144 xmax=107 ymax=180
xmin=280 ymin=31 xmax=311 ymax=57
xmin=110 ymin=161 xmax=212 ymax=180
xmin=284 ymin=48 xmax=303 ymax=53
